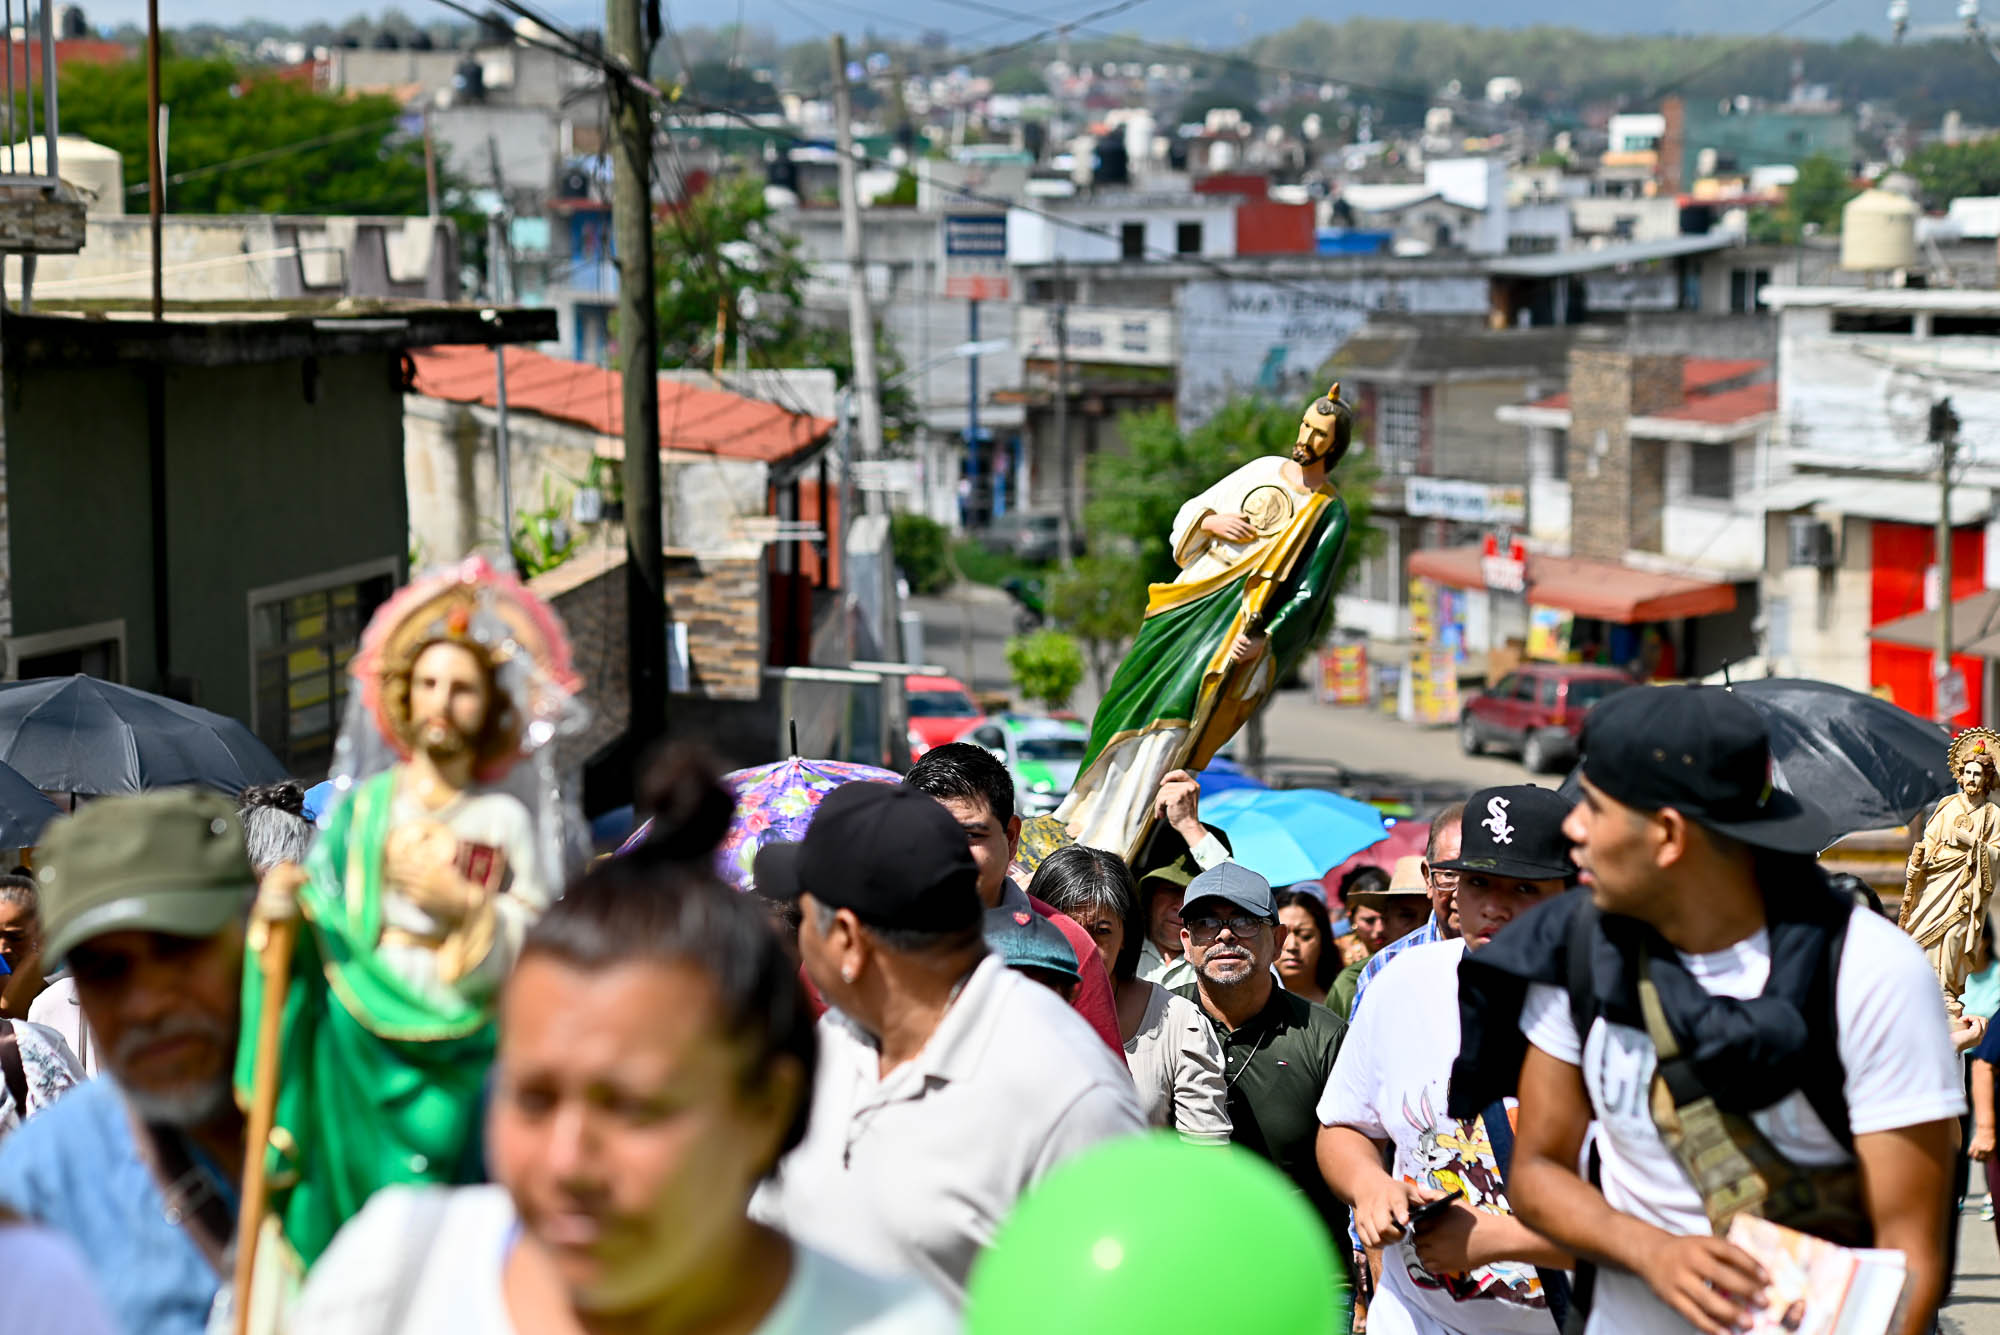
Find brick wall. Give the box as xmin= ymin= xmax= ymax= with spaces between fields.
xmin=1630 ymin=439 xmax=1668 ymax=554
xmin=534 ymin=546 xmax=769 ymax=776
xmin=1564 ymin=345 xmax=1684 ymax=562
xmin=1565 ymin=345 xmax=1634 ymax=562
xmin=667 ymin=553 xmax=765 ymax=700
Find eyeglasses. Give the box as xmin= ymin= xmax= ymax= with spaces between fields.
xmin=1426 ymin=870 xmax=1461 ymax=890
xmin=1186 ymin=913 xmax=1272 ymax=940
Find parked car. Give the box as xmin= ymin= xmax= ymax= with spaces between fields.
xmin=957 ymin=714 xmax=1090 ymax=818
xmin=1459 ymin=664 xmax=1636 ymax=773
xmin=906 ymin=673 xmax=983 ymax=762
xmin=980 ymin=511 xmax=1084 ymax=565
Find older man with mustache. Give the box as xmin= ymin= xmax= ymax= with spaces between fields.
xmin=1173 ymin=862 xmax=1353 ymax=1321
xmin=0 ymin=790 xmax=261 ymax=1335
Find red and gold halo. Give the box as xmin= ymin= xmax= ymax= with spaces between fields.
xmin=351 ymin=556 xmax=581 ymax=777
xmin=1949 ymin=726 xmax=2000 ymax=776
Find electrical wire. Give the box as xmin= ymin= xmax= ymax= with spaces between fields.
xmin=120 ymin=115 xmax=405 ymax=196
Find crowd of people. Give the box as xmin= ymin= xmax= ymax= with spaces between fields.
xmin=0 ymin=683 xmax=1982 ymax=1335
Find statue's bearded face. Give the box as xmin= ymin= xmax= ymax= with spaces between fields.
xmin=410 ymin=640 xmax=493 ymax=759
xmin=1962 ymin=757 xmax=1993 ymax=799
xmin=1292 ymin=422 xmax=1331 ymax=464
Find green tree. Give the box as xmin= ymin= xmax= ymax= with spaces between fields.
xmin=651 ymin=174 xmax=920 ymax=440
xmin=890 ymin=511 xmax=951 ymax=594
xmin=53 ymin=56 xmax=434 ymax=214
xmin=1787 ymin=154 xmax=1856 ymax=234
xmin=1047 ymin=551 xmax=1149 ymax=696
xmin=1005 ymin=629 xmax=1086 ymax=712
xmin=1086 ymin=396 xmax=1378 ymax=610
xmin=1903 ymin=138 xmax=2000 ymax=209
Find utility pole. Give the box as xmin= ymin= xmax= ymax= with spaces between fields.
xmin=831 ymin=35 xmax=885 ymax=484
xmin=611 ymin=0 xmax=668 ymax=754
xmin=1054 ymin=257 xmax=1073 ymax=570
xmin=1933 ymin=397 xmax=1962 ymax=722
xmin=145 ymin=0 xmax=162 ymax=320
xmin=488 ymin=214 xmax=515 ymax=570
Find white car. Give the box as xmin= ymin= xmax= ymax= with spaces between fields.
xmin=955 ymin=714 xmax=1090 ymax=818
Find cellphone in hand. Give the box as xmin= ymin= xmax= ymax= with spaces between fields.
xmin=1405 ymin=1187 xmax=1464 ymax=1230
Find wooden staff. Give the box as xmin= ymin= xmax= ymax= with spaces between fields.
xmin=232 ymin=911 xmax=298 ymax=1335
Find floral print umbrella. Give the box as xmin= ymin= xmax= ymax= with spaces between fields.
xmin=618 ymin=756 xmax=903 ymax=889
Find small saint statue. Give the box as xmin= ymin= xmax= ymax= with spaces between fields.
xmin=1902 ymin=726 xmax=2000 ymax=1019
xmin=238 ymin=557 xmax=583 ymax=1274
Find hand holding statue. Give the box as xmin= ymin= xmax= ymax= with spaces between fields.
xmin=1154 ymin=769 xmax=1206 ymax=849
xmin=254 ymin=861 xmax=308 ymax=925
xmin=1228 ymin=630 xmax=1269 ymax=665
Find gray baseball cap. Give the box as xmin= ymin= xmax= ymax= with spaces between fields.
xmin=1181 ymin=862 xmax=1276 ymax=921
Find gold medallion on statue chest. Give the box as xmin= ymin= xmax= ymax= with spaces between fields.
xmin=1241 ymin=484 xmax=1294 ymax=535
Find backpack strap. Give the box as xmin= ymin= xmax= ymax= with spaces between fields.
xmin=1564 ymin=898 xmax=1599 ymax=1047
xmin=1479 ymin=1100 xmax=1572 ymax=1331
xmin=1795 ymin=909 xmax=1854 ymax=1152
xmin=0 ymin=1019 xmax=27 ymax=1120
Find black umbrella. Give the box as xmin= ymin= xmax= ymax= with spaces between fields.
xmin=1727 ymin=678 xmax=1954 ymax=836
xmin=1561 ymin=678 xmax=1952 ymax=841
xmin=0 ymin=759 xmax=60 ymax=847
xmin=0 ymin=675 xmax=288 ymax=797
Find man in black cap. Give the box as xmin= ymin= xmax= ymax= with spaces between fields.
xmin=1451 ymin=685 xmax=1964 ymax=1335
xmin=748 ymin=782 xmax=1143 ymax=1306
xmin=1318 ymin=785 xmax=1575 ymax=1335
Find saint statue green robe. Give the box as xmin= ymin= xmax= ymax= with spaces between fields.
xmin=1056 ymin=455 xmax=1349 ymax=862
xmin=234 ymin=769 xmax=497 ymax=1269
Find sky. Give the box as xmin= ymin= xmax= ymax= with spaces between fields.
xmin=78 ymin=0 xmax=1891 ymax=44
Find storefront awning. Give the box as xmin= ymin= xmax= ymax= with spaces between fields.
xmin=1868 ymin=589 xmax=2000 ymax=658
xmin=1407 ymin=547 xmax=1739 ymax=624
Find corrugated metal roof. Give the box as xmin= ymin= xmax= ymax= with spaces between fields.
xmin=1484 ymin=233 xmax=1737 ymax=277
xmin=410 ymin=345 xmax=834 ymax=464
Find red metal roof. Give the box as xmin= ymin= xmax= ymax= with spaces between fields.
xmin=1526 ymin=357 xmax=1767 ymax=413
xmin=1408 ymin=546 xmax=1738 ymax=624
xmin=410 ymin=345 xmax=833 ymax=464
xmin=1650 ymin=381 xmax=1776 ymax=425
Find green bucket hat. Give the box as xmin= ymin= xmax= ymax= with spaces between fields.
xmin=37 ymin=788 xmax=258 ymax=965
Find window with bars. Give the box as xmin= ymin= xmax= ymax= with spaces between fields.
xmin=1377 ymin=387 xmax=1422 ymax=475
xmin=251 ymin=565 xmax=397 ymax=778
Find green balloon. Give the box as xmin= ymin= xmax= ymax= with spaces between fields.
xmin=965 ymin=1133 xmax=1349 ymax=1334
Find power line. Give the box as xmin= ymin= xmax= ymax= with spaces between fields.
xmin=1641 ymin=0 xmax=1848 ymax=100
xmin=122 ymin=116 xmax=405 ymax=196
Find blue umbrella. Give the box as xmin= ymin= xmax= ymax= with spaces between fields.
xmin=1197 ymin=757 xmax=1268 ymax=800
xmin=1198 ymin=787 xmax=1389 ymax=887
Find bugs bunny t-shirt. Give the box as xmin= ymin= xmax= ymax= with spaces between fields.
xmin=1318 ymin=939 xmax=1555 ymax=1335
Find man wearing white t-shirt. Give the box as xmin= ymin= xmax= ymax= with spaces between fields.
xmin=1319 ymin=784 xmax=1575 ymax=1335
xmin=1453 ymin=686 xmax=1963 ymax=1335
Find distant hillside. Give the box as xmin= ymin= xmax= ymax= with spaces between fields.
xmin=1250 ymin=18 xmax=2000 ymax=128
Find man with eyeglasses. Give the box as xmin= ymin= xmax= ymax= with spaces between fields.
xmin=1173 ymin=863 xmax=1352 ymax=1317
xmin=1348 ymin=802 xmax=1465 ymax=1021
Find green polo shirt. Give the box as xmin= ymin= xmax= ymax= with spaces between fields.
xmin=1175 ymin=980 xmax=1352 ymax=1248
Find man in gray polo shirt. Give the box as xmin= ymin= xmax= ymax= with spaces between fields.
xmin=750 ymin=782 xmax=1145 ymax=1304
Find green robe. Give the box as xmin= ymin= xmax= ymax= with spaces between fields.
xmin=234 ymin=769 xmax=496 ymax=1269
xmin=1073 ymin=489 xmax=1349 ymax=817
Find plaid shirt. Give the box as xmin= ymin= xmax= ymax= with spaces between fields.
xmin=1344 ymin=912 xmax=1446 ymax=1022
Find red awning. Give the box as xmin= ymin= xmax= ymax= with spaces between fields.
xmin=1406 ymin=547 xmax=1738 ymax=624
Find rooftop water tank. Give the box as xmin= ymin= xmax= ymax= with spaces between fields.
xmin=1841 ymin=187 xmax=1918 ymax=272
xmin=4 ymin=135 xmax=124 ymax=216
